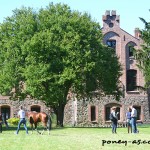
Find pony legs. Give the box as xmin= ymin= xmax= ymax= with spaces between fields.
xmin=34 ymin=123 xmax=41 ymax=134
xmin=31 ymin=123 xmax=41 ymax=134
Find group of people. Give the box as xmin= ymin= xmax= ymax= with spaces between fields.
xmin=110 ymin=105 xmax=139 ymax=134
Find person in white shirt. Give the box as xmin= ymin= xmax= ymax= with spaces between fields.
xmin=15 ymin=106 xmax=28 ymax=135
xmin=130 ymin=105 xmax=138 ymax=133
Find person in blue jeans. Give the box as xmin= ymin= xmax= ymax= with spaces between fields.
xmin=130 ymin=105 xmax=138 ymax=133
xmin=126 ymin=107 xmax=132 ymax=133
xmin=16 ymin=106 xmax=28 ymax=135
xmin=110 ymin=106 xmax=119 ymax=134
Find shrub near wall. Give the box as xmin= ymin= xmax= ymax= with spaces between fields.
xmin=7 ymin=118 xmax=19 ymax=126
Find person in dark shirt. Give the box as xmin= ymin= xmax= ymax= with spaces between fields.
xmin=110 ymin=106 xmax=119 ymax=134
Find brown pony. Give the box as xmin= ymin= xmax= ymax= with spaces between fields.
xmin=26 ymin=111 xmax=51 ymax=135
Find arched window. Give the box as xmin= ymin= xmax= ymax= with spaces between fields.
xmin=129 ymin=46 xmax=134 ymax=57
xmin=106 ymin=40 xmax=116 ymax=49
xmin=126 ymin=42 xmax=136 ymax=58
xmin=91 ymin=106 xmax=96 ymax=121
xmin=31 ymin=105 xmax=41 ymax=112
xmin=1 ymin=105 xmax=11 ymax=120
xmin=89 ymin=105 xmax=98 ymax=122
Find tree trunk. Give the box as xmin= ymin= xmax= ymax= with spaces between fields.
xmin=57 ymin=102 xmax=65 ymax=127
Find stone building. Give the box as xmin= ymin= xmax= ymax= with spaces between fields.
xmin=0 ymin=95 xmax=50 ymax=121
xmin=63 ymin=10 xmax=150 ymax=127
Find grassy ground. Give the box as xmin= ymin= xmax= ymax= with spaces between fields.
xmin=0 ymin=125 xmax=150 ymax=150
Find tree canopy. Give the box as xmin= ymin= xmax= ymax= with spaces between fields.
xmin=134 ymin=16 xmax=150 ymax=88
xmin=0 ymin=3 xmax=122 ymax=124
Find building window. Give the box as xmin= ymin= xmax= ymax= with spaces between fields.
xmin=126 ymin=70 xmax=137 ymax=91
xmin=1 ymin=105 xmax=10 ymax=120
xmin=124 ymin=35 xmax=126 ymax=41
xmin=129 ymin=46 xmax=133 ymax=57
xmin=105 ymin=107 xmax=111 ymax=121
xmin=31 ymin=105 xmax=41 ymax=112
xmin=109 ymin=23 xmax=114 ymax=28
xmin=106 ymin=40 xmax=116 ymax=49
xmin=116 ymin=107 xmax=120 ymax=120
xmin=91 ymin=106 xmax=96 ymax=121
xmin=134 ymin=106 xmax=141 ymax=120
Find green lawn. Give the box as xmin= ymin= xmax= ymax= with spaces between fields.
xmin=0 ymin=125 xmax=150 ymax=150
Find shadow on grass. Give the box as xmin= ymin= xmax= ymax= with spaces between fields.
xmin=1 ymin=125 xmax=66 ymax=133
xmin=1 ymin=123 xmax=150 ymax=133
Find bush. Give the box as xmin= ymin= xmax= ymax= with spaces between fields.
xmin=7 ymin=118 xmax=19 ymax=125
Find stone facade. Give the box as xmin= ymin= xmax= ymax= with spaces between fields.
xmin=0 ymin=96 xmax=50 ymax=121
xmin=63 ymin=10 xmax=150 ymax=127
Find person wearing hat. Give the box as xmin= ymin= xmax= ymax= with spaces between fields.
xmin=110 ymin=106 xmax=119 ymax=134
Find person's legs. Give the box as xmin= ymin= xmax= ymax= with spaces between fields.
xmin=114 ymin=121 xmax=117 ymax=133
xmin=16 ymin=119 xmax=23 ymax=134
xmin=134 ymin=117 xmax=138 ymax=133
xmin=133 ymin=118 xmax=137 ymax=133
xmin=129 ymin=125 xmax=132 ymax=133
xmin=130 ymin=120 xmax=132 ymax=133
xmin=23 ymin=119 xmax=28 ymax=134
xmin=127 ymin=124 xmax=129 ymax=133
xmin=131 ymin=118 xmax=135 ymax=133
xmin=112 ymin=122 xmax=115 ymax=133
xmin=112 ymin=121 xmax=117 ymax=133
xmin=5 ymin=120 xmax=9 ymax=128
xmin=131 ymin=117 xmax=137 ymax=133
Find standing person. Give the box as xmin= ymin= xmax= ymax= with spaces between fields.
xmin=15 ymin=106 xmax=28 ymax=135
xmin=130 ymin=105 xmax=138 ymax=133
xmin=126 ymin=107 xmax=132 ymax=133
xmin=110 ymin=106 xmax=119 ymax=134
xmin=2 ymin=113 xmax=9 ymax=128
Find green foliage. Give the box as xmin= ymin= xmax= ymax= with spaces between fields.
xmin=51 ymin=113 xmax=57 ymax=128
xmin=134 ymin=13 xmax=150 ymax=88
xmin=7 ymin=117 xmax=19 ymax=125
xmin=0 ymin=3 xmax=122 ymax=107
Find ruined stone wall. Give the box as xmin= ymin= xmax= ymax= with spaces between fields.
xmin=0 ymin=96 xmax=50 ymax=118
xmin=64 ymin=95 xmax=150 ymax=127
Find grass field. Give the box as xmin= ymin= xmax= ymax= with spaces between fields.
xmin=0 ymin=124 xmax=150 ymax=150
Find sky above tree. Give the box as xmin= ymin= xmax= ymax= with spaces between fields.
xmin=0 ymin=0 xmax=149 ymax=36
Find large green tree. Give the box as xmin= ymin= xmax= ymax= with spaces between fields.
xmin=0 ymin=3 xmax=122 ymax=126
xmin=134 ymin=16 xmax=150 ymax=89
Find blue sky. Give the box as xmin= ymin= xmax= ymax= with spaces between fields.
xmin=0 ymin=0 xmax=149 ymax=35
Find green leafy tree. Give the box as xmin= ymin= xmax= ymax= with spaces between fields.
xmin=0 ymin=3 xmax=122 ymax=126
xmin=134 ymin=16 xmax=150 ymax=89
